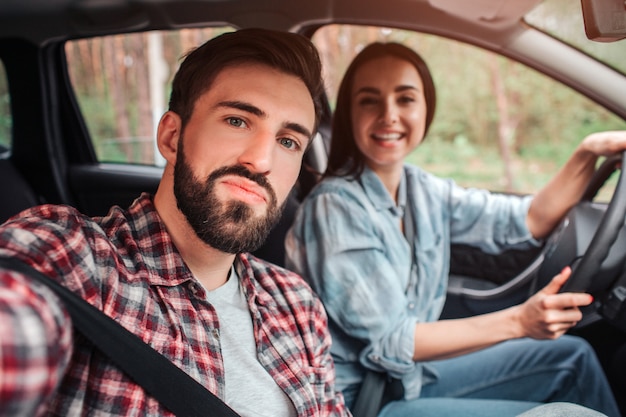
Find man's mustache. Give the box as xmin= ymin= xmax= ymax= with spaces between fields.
xmin=207 ymin=165 xmax=277 ymax=203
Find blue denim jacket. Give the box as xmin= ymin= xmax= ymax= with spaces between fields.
xmin=285 ymin=165 xmax=538 ymax=401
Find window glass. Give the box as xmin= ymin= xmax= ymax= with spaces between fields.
xmin=65 ymin=27 xmax=234 ymax=166
xmin=0 ymin=60 xmax=10 ymax=154
xmin=312 ymin=25 xmax=626 ymax=201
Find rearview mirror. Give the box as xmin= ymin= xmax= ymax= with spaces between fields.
xmin=581 ymin=0 xmax=626 ymax=42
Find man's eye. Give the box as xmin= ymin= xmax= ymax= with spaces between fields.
xmin=279 ymin=137 xmax=300 ymax=150
xmin=227 ymin=117 xmax=247 ymax=128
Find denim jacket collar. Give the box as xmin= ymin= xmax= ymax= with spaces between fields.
xmin=359 ymin=165 xmax=407 ymax=217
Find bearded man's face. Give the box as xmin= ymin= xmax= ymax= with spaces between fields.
xmin=173 ymin=143 xmax=282 ymax=254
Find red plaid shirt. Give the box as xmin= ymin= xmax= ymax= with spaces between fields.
xmin=0 ymin=193 xmax=349 ymax=416
xmin=0 ymin=269 xmax=72 ymax=416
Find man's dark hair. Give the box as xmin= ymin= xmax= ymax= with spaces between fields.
xmin=325 ymin=42 xmax=437 ymax=179
xmin=168 ymin=28 xmax=324 ymax=135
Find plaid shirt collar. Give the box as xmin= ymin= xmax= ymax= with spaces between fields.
xmin=128 ymin=193 xmax=274 ymax=310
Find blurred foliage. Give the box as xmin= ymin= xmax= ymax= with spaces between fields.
xmin=66 ymin=27 xmax=233 ymax=164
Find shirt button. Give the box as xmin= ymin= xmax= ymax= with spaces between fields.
xmin=408 ymin=302 xmax=415 ymax=309
xmin=212 ymin=328 xmax=220 ymax=340
xmin=189 ymin=282 xmax=205 ymax=298
xmin=371 ymin=355 xmax=380 ymax=362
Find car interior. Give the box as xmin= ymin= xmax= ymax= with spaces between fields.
xmin=1 ymin=0 xmax=626 ymax=413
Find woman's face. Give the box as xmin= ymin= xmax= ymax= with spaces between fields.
xmin=350 ymin=55 xmax=427 ymax=174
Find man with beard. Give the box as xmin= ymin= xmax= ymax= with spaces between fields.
xmin=0 ymin=28 xmax=349 ymax=417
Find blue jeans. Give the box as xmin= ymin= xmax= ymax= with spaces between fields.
xmin=377 ymin=336 xmax=620 ymax=417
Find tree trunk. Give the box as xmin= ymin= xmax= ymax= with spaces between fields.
xmin=130 ymin=33 xmax=154 ymax=164
xmin=489 ymin=54 xmax=518 ymax=192
xmin=103 ymin=36 xmax=132 ymax=159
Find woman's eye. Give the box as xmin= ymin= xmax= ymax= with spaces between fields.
xmin=279 ymin=137 xmax=300 ymax=150
xmin=399 ymin=96 xmax=415 ymax=104
xmin=358 ymin=97 xmax=378 ymax=106
xmin=226 ymin=117 xmax=247 ymax=128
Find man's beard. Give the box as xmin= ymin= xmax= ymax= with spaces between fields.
xmin=173 ymin=148 xmax=283 ymax=254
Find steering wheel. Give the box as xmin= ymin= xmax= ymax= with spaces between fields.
xmin=538 ymin=150 xmax=626 ymax=295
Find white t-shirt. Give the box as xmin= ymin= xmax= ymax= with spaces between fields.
xmin=205 ymin=268 xmax=296 ymax=417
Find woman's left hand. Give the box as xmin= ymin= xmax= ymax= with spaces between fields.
xmin=579 ymin=130 xmax=626 ymax=157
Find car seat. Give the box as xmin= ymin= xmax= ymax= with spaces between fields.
xmin=0 ymin=158 xmax=41 ymax=224
xmin=251 ymin=187 xmax=300 ymax=267
xmin=252 ymin=156 xmax=322 ymax=267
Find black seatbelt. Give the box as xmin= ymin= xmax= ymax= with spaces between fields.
xmin=351 ymin=370 xmax=387 ymax=417
xmin=0 ymin=257 xmax=240 ymax=417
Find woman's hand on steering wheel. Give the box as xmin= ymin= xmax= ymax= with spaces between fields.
xmin=516 ymin=267 xmax=594 ymax=340
xmin=579 ymin=131 xmax=626 ymax=158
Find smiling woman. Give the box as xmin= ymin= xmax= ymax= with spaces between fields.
xmin=286 ymin=34 xmax=625 ymax=417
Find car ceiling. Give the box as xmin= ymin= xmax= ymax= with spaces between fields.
xmin=1 ymin=0 xmax=539 ymax=45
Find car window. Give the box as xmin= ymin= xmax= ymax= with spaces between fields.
xmin=65 ymin=27 xmax=235 ymax=166
xmin=312 ymin=24 xmax=626 ymax=201
xmin=0 ymin=60 xmax=10 ymax=154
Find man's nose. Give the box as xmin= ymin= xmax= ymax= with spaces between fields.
xmin=237 ymin=131 xmax=273 ymax=174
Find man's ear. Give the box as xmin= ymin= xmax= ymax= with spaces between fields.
xmin=156 ymin=111 xmax=182 ymax=165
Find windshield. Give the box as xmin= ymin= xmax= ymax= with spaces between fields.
xmin=525 ymin=0 xmax=626 ymax=75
